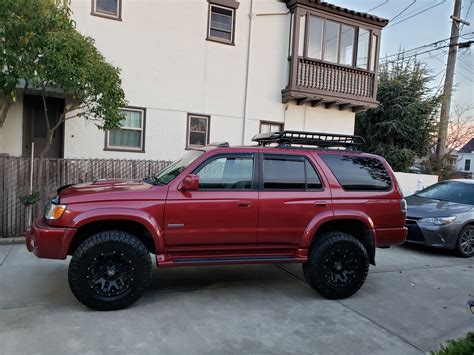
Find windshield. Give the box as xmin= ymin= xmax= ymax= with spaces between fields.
xmin=416 ymin=181 xmax=474 ymax=205
xmin=150 ymin=150 xmax=203 ymax=185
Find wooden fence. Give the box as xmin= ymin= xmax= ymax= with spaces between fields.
xmin=0 ymin=157 xmax=172 ymax=237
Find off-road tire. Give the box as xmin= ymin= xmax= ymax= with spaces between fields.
xmin=68 ymin=230 xmax=152 ymax=311
xmin=455 ymin=225 xmax=474 ymax=258
xmin=302 ymin=231 xmax=369 ymax=299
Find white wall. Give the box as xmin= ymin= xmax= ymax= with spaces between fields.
xmin=0 ymin=0 xmax=356 ymax=160
xmin=0 ymin=95 xmax=23 ymax=156
xmin=394 ymin=172 xmax=438 ymax=197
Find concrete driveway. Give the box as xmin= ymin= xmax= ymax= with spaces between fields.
xmin=0 ymin=243 xmax=473 ymax=354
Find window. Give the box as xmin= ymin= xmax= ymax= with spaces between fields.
xmin=106 ymin=108 xmax=145 ymax=152
xmin=320 ymin=154 xmax=392 ymax=191
xmin=187 ymin=114 xmax=210 ymax=148
xmin=92 ymin=0 xmax=121 ymax=20
xmin=208 ymin=2 xmax=237 ymax=44
xmin=323 ymin=20 xmax=339 ymax=63
xmin=262 ymin=155 xmax=322 ymax=190
xmin=465 ymin=159 xmax=471 ymax=171
xmin=260 ymin=121 xmax=283 ymax=134
xmin=340 ymin=25 xmax=355 ymax=66
xmin=357 ymin=28 xmax=370 ymax=69
xmin=369 ymin=33 xmax=378 ymax=71
xmin=308 ymin=16 xmax=323 ymax=59
xmin=303 ymin=15 xmax=376 ymax=71
xmin=152 ymin=150 xmax=203 ymax=185
xmin=195 ymin=155 xmax=254 ymax=189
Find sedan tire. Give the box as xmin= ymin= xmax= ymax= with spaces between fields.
xmin=456 ymin=225 xmax=474 ymax=258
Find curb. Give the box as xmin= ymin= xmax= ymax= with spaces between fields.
xmin=0 ymin=237 xmax=25 ymax=245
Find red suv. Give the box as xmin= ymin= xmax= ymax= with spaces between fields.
xmin=26 ymin=131 xmax=407 ymax=310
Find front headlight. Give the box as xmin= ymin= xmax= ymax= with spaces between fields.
xmin=45 ymin=203 xmax=67 ymax=220
xmin=419 ymin=216 xmax=456 ymax=225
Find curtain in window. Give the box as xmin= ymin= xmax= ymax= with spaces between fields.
xmin=109 ymin=110 xmax=142 ymax=148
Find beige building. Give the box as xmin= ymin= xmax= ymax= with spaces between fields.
xmin=0 ymin=0 xmax=388 ymax=161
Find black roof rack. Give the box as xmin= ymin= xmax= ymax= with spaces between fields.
xmin=251 ymin=130 xmax=365 ymax=149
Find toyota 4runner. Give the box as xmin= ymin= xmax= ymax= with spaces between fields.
xmin=26 ymin=131 xmax=407 ymax=310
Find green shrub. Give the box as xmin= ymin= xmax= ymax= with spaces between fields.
xmin=434 ymin=332 xmax=474 ymax=355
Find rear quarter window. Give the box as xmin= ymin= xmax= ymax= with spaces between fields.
xmin=320 ymin=154 xmax=392 ymax=191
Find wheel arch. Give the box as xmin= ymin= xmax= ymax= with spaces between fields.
xmin=67 ymin=209 xmax=164 ymax=255
xmin=301 ymin=213 xmax=376 ymax=265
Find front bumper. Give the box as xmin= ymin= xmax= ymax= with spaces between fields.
xmin=25 ymin=219 xmax=76 ymax=259
xmin=405 ymin=219 xmax=460 ymax=249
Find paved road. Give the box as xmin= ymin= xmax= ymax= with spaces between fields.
xmin=0 ymin=243 xmax=473 ymax=354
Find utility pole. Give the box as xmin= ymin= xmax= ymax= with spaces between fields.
xmin=436 ymin=0 xmax=462 ymax=161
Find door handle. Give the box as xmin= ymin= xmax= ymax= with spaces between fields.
xmin=238 ymin=201 xmax=251 ymax=207
xmin=315 ymin=202 xmax=327 ymax=208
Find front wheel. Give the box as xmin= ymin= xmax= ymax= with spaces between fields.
xmin=303 ymin=231 xmax=369 ymax=299
xmin=68 ymin=230 xmax=152 ymax=311
xmin=456 ymin=226 xmax=474 ymax=258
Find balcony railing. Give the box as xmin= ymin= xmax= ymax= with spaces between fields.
xmin=282 ymin=58 xmax=379 ymax=110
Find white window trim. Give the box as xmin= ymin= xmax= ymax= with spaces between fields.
xmin=106 ymin=107 xmax=145 ymax=152
xmin=92 ymin=0 xmax=121 ymax=20
xmin=187 ymin=114 xmax=210 ymax=148
xmin=208 ymin=4 xmax=235 ymax=44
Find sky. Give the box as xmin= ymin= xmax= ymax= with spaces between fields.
xmin=335 ymin=0 xmax=474 ymax=109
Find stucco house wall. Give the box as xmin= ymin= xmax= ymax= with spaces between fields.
xmin=0 ymin=0 xmax=368 ymax=160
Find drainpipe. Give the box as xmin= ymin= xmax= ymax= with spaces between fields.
xmin=241 ymin=0 xmax=255 ymax=145
xmin=241 ymin=5 xmax=291 ymax=144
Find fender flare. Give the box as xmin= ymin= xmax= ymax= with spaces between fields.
xmin=71 ymin=208 xmax=165 ymax=252
xmin=299 ymin=210 xmax=374 ymax=249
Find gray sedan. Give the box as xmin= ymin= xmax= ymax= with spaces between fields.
xmin=405 ymin=179 xmax=474 ymax=257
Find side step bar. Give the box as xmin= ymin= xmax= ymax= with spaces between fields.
xmin=156 ymin=254 xmax=307 ymax=267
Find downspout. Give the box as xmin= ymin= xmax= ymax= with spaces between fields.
xmin=241 ymin=0 xmax=255 ymax=145
xmin=242 ymin=6 xmax=291 ymax=144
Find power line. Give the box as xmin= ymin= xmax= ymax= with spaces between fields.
xmin=384 ymin=0 xmax=447 ymax=29
xmin=390 ymin=0 xmax=417 ymax=21
xmin=380 ymin=31 xmax=474 ymax=60
xmin=366 ymin=0 xmax=389 ymax=13
xmin=460 ymin=0 xmax=473 ymax=33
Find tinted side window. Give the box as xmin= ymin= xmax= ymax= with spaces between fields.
xmin=195 ymin=155 xmax=254 ymax=189
xmin=263 ymin=155 xmax=322 ymax=190
xmin=320 ymin=154 xmax=392 ymax=191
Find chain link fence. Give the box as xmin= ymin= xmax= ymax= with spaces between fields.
xmin=0 ymin=157 xmax=172 ymax=237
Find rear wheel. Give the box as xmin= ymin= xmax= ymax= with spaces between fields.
xmin=303 ymin=231 xmax=369 ymax=299
xmin=456 ymin=226 xmax=474 ymax=258
xmin=68 ymin=230 xmax=152 ymax=311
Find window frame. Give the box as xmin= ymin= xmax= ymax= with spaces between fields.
xmin=301 ymin=11 xmax=378 ymax=73
xmin=104 ymin=106 xmax=146 ymax=153
xmin=207 ymin=2 xmax=237 ymax=45
xmin=259 ymin=153 xmax=324 ymax=191
xmin=186 ymin=113 xmax=211 ymax=149
xmin=91 ymin=0 xmax=122 ymax=21
xmin=191 ymin=153 xmax=258 ymax=191
xmin=259 ymin=121 xmax=284 ymax=134
xmin=465 ymin=159 xmax=471 ymax=171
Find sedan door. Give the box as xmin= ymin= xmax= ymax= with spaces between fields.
xmin=164 ymin=153 xmax=258 ymax=247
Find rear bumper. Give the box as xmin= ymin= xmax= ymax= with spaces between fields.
xmin=25 ymin=219 xmax=76 ymax=259
xmin=374 ymin=227 xmax=407 ymax=247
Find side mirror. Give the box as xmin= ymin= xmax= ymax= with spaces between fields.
xmin=179 ymin=174 xmax=199 ymax=191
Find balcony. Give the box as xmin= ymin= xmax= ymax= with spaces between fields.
xmin=282 ymin=0 xmax=388 ymax=112
xmin=282 ymin=58 xmax=377 ymax=111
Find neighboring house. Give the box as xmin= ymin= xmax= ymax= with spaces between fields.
xmin=456 ymin=138 xmax=474 ymax=177
xmin=0 ymin=0 xmax=388 ymax=161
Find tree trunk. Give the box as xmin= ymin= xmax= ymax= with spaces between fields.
xmin=0 ymin=95 xmax=14 ymax=127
